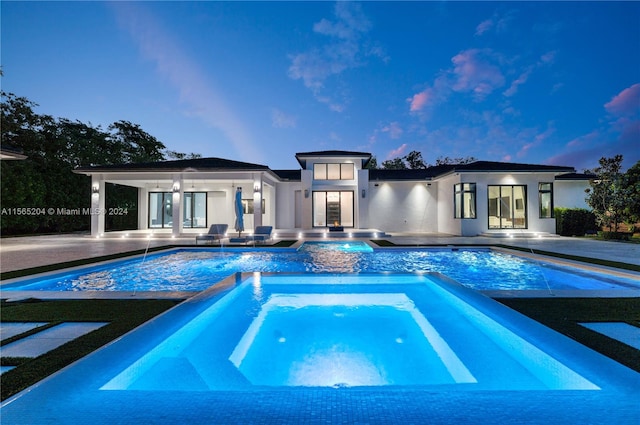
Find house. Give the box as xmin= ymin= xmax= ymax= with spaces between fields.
xmin=74 ymin=150 xmax=591 ymax=237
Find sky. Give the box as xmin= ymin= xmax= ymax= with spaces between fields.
xmin=2 ymin=1 xmax=639 ymax=171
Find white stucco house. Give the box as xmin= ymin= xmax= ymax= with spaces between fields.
xmin=74 ymin=150 xmax=592 ymax=238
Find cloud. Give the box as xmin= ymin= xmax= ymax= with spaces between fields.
xmin=271 ymin=108 xmax=296 ymax=129
xmin=450 ymin=49 xmax=505 ymax=100
xmin=475 ymin=19 xmax=493 ymax=36
xmin=381 ymin=122 xmax=403 ymax=139
xmin=288 ymin=2 xmax=382 ymax=111
xmin=110 ymin=2 xmax=259 ymax=161
xmin=475 ymin=11 xmax=514 ymax=36
xmin=546 ymin=85 xmax=640 ymax=170
xmin=516 ymin=124 xmax=555 ymax=158
xmin=408 ymin=90 xmax=431 ymax=112
xmin=605 ymin=83 xmax=640 ymax=117
xmin=387 ymin=143 xmax=408 ymax=160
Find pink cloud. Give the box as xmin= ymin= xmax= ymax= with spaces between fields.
xmin=605 ymin=83 xmax=640 ymax=117
xmin=451 ymin=49 xmax=505 ymax=100
xmin=387 ymin=143 xmax=408 ymax=159
xmin=475 ymin=19 xmax=493 ymax=36
xmin=408 ymin=90 xmax=431 ymax=112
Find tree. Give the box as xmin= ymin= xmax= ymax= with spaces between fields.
xmin=585 ymin=155 xmax=627 ymax=233
xmin=364 ymin=155 xmax=378 ymax=170
xmin=620 ymin=160 xmax=640 ymax=225
xmin=1 ymin=92 xmax=202 ymax=235
xmin=381 ymin=157 xmax=407 ymax=169
xmin=404 ymin=150 xmax=426 ymax=169
xmin=434 ymin=156 xmax=477 ymax=165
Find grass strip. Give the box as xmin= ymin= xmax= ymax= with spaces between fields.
xmin=497 ymin=297 xmax=640 ymax=373
xmin=0 ymin=298 xmax=180 ymax=401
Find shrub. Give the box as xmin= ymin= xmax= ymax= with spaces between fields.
xmin=555 ymin=208 xmax=598 ymax=236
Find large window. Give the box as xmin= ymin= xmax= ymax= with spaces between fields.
xmin=488 ymin=185 xmax=527 ymax=229
xmin=149 ymin=192 xmax=172 ymax=228
xmin=538 ymin=183 xmax=553 ymax=218
xmin=454 ymin=183 xmax=476 ymax=219
xmin=313 ymin=191 xmax=354 ymax=227
xmin=183 ymin=192 xmax=207 ymax=228
xmin=313 ymin=163 xmax=355 ymax=180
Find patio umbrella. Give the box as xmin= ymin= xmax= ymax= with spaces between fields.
xmin=234 ymin=187 xmax=244 ymax=237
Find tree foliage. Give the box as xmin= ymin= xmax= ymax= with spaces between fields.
xmin=380 ymin=150 xmax=477 ymax=170
xmin=1 ymin=91 xmax=200 ymax=235
xmin=584 ymin=155 xmax=638 ymax=233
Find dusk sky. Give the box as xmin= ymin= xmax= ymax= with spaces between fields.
xmin=2 ymin=1 xmax=639 ymax=170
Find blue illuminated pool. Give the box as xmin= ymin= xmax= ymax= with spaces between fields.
xmin=2 ymin=273 xmax=639 ymax=424
xmin=3 ymin=244 xmax=638 ymax=292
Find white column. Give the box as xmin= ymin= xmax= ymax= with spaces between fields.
xmin=171 ymin=176 xmax=183 ymax=237
xmin=138 ymin=187 xmax=148 ymax=230
xmin=91 ymin=175 xmax=105 ymax=237
xmin=253 ymin=175 xmax=263 ymax=228
xmin=357 ymin=169 xmax=369 ymax=229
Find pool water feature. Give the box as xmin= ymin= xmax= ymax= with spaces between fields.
xmin=3 ymin=246 xmax=638 ymax=293
xmin=2 ymin=273 xmax=639 ymax=424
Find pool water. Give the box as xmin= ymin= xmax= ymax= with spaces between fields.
xmin=101 ymin=274 xmax=598 ymax=391
xmin=4 ymin=245 xmax=638 ymax=292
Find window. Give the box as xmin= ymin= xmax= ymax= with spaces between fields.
xmin=538 ymin=183 xmax=553 ymax=218
xmin=149 ymin=192 xmax=172 ymax=228
xmin=241 ymin=199 xmax=266 ymax=214
xmin=313 ymin=163 xmax=355 ymax=180
xmin=454 ymin=183 xmax=476 ymax=219
xmin=183 ymin=192 xmax=207 ymax=228
xmin=488 ymin=185 xmax=527 ymax=229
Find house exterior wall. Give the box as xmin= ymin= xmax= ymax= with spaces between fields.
xmin=367 ymin=181 xmax=438 ymax=233
xmin=555 ymin=180 xmax=590 ymax=209
xmin=79 ymin=155 xmax=585 ymax=236
xmin=439 ymin=172 xmax=561 ymax=236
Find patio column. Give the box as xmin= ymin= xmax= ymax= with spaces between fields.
xmin=253 ymin=175 xmax=263 ymax=228
xmin=90 ymin=175 xmax=105 ymax=237
xmin=171 ymin=176 xmax=183 ymax=237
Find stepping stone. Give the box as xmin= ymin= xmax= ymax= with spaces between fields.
xmin=0 ymin=322 xmax=108 ymax=358
xmin=1 ymin=322 xmax=48 ymax=341
xmin=579 ymin=322 xmax=640 ymax=350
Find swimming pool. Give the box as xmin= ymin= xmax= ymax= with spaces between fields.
xmin=2 ymin=273 xmax=639 ymax=424
xmin=3 ymin=243 xmax=638 ymax=292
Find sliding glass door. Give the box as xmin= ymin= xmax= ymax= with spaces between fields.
xmin=488 ymin=185 xmax=527 ymax=229
xmin=313 ymin=191 xmax=354 ymax=227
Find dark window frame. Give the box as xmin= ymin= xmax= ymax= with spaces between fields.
xmin=454 ymin=183 xmax=477 ymax=219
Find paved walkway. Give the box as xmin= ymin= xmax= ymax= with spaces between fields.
xmin=1 ymin=233 xmax=638 ymax=275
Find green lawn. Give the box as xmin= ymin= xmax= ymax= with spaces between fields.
xmin=0 ymin=298 xmax=181 ymax=401
xmin=497 ymin=297 xmax=640 ymax=373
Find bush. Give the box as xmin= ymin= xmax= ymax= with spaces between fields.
xmin=555 ymin=208 xmax=598 ymax=236
xmin=598 ymin=231 xmax=632 ymax=241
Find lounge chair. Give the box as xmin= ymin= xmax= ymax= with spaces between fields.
xmin=245 ymin=226 xmax=273 ymax=244
xmin=195 ymin=224 xmax=228 ymax=245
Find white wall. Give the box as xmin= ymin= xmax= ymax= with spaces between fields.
xmin=555 ymin=180 xmax=590 ymax=209
xmin=367 ymin=181 xmax=438 ymax=233
xmin=275 ymin=181 xmax=301 ymax=229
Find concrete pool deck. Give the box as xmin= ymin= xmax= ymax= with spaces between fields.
xmin=1 ymin=232 xmax=639 ymax=275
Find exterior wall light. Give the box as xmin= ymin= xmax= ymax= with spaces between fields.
xmin=361 ymin=189 xmax=366 ymax=198
xmin=92 ymin=185 xmax=99 ymax=194
xmin=304 ymin=189 xmax=309 ymax=198
xmin=254 ymin=184 xmax=261 ymax=193
xmin=172 ymin=184 xmax=180 ymax=193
